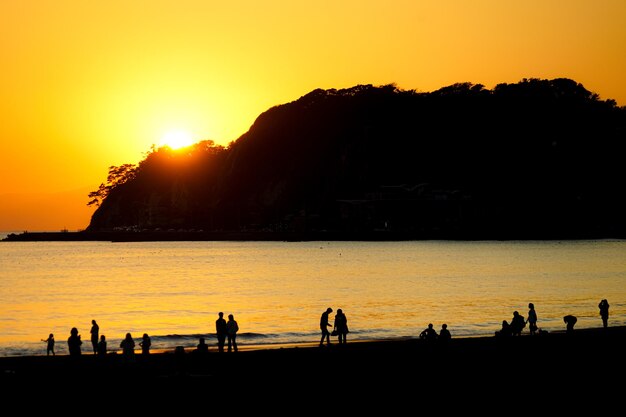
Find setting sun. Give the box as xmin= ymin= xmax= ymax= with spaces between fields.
xmin=160 ymin=130 xmax=194 ymax=150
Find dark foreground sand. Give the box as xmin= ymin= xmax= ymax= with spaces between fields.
xmin=2 ymin=327 xmax=625 ymax=407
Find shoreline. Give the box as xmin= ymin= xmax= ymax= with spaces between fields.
xmin=3 ymin=326 xmax=625 ymax=388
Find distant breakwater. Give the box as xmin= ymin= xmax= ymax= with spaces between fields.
xmin=2 ymin=229 xmax=622 ymax=242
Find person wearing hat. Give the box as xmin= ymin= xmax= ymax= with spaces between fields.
xmin=320 ymin=307 xmax=333 ymax=347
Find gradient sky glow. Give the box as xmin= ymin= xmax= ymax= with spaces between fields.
xmin=2 ymin=0 xmax=626 ymax=230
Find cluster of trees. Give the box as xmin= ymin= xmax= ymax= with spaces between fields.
xmin=87 ymin=78 xmax=626 ymax=238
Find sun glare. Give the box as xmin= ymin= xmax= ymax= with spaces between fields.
xmin=160 ymin=130 xmax=194 ymax=150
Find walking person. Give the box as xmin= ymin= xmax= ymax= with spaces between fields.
xmin=320 ymin=307 xmax=333 ymax=347
xmin=526 ymin=303 xmax=538 ymax=335
xmin=67 ymin=327 xmax=82 ymax=357
xmin=333 ymin=308 xmax=349 ymax=344
xmin=42 ymin=333 xmax=55 ymax=356
xmin=90 ymin=320 xmax=99 ymax=354
xmin=226 ymin=314 xmax=239 ymax=352
xmin=216 ymin=312 xmax=227 ymax=353
xmin=599 ymin=299 xmax=610 ymax=329
xmin=139 ymin=333 xmax=151 ymax=355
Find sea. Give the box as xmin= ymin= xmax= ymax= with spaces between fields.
xmin=1 ymin=233 xmax=625 ymax=357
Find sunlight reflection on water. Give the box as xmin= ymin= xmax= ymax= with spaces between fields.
xmin=1 ymin=239 xmax=625 ymax=356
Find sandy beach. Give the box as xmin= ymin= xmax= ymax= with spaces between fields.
xmin=2 ymin=326 xmax=625 ymax=406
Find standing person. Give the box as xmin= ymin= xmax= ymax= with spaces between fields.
xmin=90 ymin=320 xmax=99 ymax=354
xmin=120 ymin=333 xmax=136 ymax=362
xmin=599 ymin=299 xmax=610 ymax=329
xmin=320 ymin=307 xmax=333 ymax=347
xmin=333 ymin=308 xmax=349 ymax=344
xmin=42 ymin=333 xmax=55 ymax=356
xmin=67 ymin=327 xmax=82 ymax=357
xmin=216 ymin=312 xmax=227 ymax=353
xmin=526 ymin=303 xmax=538 ymax=335
xmin=139 ymin=333 xmax=151 ymax=355
xmin=226 ymin=314 xmax=239 ymax=352
xmin=97 ymin=335 xmax=107 ymax=356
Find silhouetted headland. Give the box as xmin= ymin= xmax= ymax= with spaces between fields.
xmin=79 ymin=78 xmax=626 ymax=240
xmin=4 ymin=78 xmax=626 ymax=242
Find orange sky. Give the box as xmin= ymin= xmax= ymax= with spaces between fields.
xmin=2 ymin=1 xmax=625 ymax=231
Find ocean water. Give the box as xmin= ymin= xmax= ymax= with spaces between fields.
xmin=1 ymin=236 xmax=625 ymax=356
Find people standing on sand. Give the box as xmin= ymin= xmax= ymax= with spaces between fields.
xmin=526 ymin=303 xmax=538 ymax=335
xmin=320 ymin=307 xmax=333 ymax=347
xmin=67 ymin=327 xmax=82 ymax=356
xmin=419 ymin=323 xmax=438 ymax=341
xmin=333 ymin=308 xmax=349 ymax=344
xmin=139 ymin=333 xmax=151 ymax=355
xmin=90 ymin=320 xmax=99 ymax=354
xmin=226 ymin=314 xmax=239 ymax=352
xmin=216 ymin=312 xmax=227 ymax=353
xmin=120 ymin=332 xmax=136 ymax=362
xmin=42 ymin=333 xmax=55 ymax=356
xmin=97 ymin=335 xmax=107 ymax=356
xmin=599 ymin=299 xmax=610 ymax=329
xmin=439 ymin=324 xmax=451 ymax=344
xmin=510 ymin=311 xmax=526 ymax=336
xmin=563 ymin=315 xmax=577 ymax=333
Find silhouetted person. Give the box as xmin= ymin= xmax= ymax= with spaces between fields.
xmin=439 ymin=324 xmax=451 ymax=344
xmin=67 ymin=327 xmax=82 ymax=356
xmin=216 ymin=312 xmax=227 ymax=353
xmin=42 ymin=333 xmax=55 ymax=356
xmin=526 ymin=303 xmax=538 ymax=335
xmin=563 ymin=315 xmax=577 ymax=333
xmin=419 ymin=323 xmax=438 ymax=341
xmin=175 ymin=346 xmax=186 ymax=375
xmin=120 ymin=333 xmax=135 ymax=362
xmin=226 ymin=314 xmax=239 ymax=352
xmin=90 ymin=320 xmax=99 ymax=354
xmin=510 ymin=311 xmax=526 ymax=336
xmin=139 ymin=333 xmax=151 ymax=355
xmin=320 ymin=307 xmax=333 ymax=347
xmin=599 ymin=299 xmax=610 ymax=329
xmin=97 ymin=335 xmax=107 ymax=356
xmin=333 ymin=308 xmax=349 ymax=344
xmin=495 ymin=320 xmax=512 ymax=338
xmin=195 ymin=337 xmax=209 ymax=355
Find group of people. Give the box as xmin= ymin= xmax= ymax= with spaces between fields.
xmin=496 ymin=299 xmax=611 ymax=337
xmin=215 ymin=312 xmax=239 ymax=352
xmin=51 ymin=319 xmax=152 ymax=360
xmin=45 ymin=299 xmax=612 ymax=356
xmin=319 ymin=307 xmax=349 ymax=346
xmin=418 ymin=323 xmax=452 ymax=343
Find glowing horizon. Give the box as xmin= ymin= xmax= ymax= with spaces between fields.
xmin=2 ymin=1 xmax=626 ymax=230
